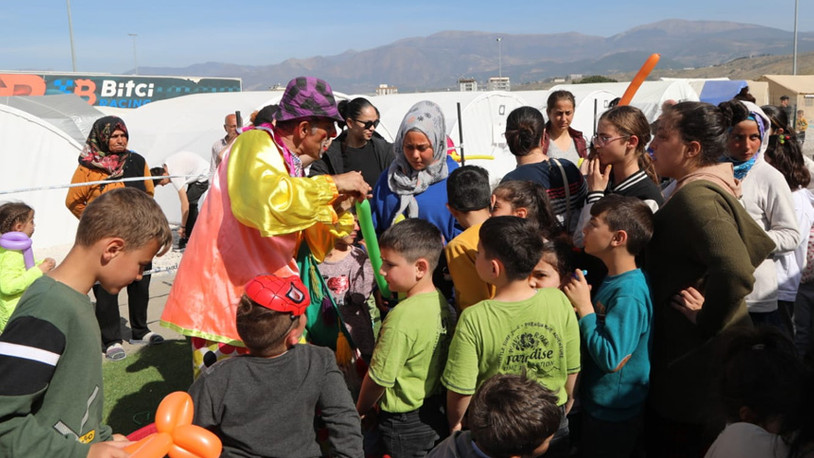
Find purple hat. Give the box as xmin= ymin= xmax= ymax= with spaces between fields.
xmin=273 ymin=76 xmax=344 ymax=123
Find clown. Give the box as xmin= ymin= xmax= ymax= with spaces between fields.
xmin=160 ymin=77 xmax=369 ymax=375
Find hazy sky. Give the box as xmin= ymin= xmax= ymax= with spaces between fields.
xmin=3 ymin=0 xmax=809 ymax=74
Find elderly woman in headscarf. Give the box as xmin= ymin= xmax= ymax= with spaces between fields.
xmin=65 ymin=115 xmax=159 ymax=361
xmin=370 ymin=100 xmax=461 ymax=242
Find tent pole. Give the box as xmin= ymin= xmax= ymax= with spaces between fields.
xmin=457 ymin=102 xmax=465 ymax=165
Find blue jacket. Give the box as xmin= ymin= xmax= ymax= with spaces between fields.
xmin=371 ymin=155 xmax=461 ymax=243
xmin=579 ymin=268 xmax=653 ymax=421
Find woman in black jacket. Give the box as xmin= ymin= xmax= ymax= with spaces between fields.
xmin=309 ymin=97 xmax=393 ymax=189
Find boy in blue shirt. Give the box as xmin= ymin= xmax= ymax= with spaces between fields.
xmin=564 ymin=194 xmax=654 ymax=458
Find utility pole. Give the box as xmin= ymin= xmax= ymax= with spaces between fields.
xmin=129 ymin=33 xmax=139 ymax=75
xmin=66 ymin=0 xmax=77 ymax=71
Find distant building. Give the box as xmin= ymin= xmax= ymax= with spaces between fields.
xmin=487 ymin=77 xmax=510 ymax=91
xmin=550 ymin=77 xmax=567 ymax=83
xmin=376 ymin=84 xmax=398 ymax=96
xmin=567 ymin=74 xmax=583 ymax=81
xmin=459 ymin=78 xmax=478 ymax=92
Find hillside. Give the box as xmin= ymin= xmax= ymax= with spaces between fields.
xmin=133 ymin=19 xmax=814 ymax=93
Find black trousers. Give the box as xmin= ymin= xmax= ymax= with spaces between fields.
xmin=93 ymin=264 xmax=152 ymax=349
xmin=182 ymin=181 xmax=208 ymax=243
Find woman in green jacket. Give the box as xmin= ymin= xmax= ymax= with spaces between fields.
xmin=644 ymin=101 xmax=775 ymax=457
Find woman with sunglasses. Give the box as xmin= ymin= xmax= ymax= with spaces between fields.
xmin=309 ymin=97 xmax=394 ymax=189
xmin=370 ymin=100 xmax=461 ymax=243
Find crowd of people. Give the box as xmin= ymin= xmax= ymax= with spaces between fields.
xmin=1 ymin=74 xmax=814 ymax=458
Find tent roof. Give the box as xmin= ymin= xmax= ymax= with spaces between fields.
xmin=759 ymin=75 xmax=814 ymax=94
xmin=699 ymin=80 xmax=748 ymax=105
xmin=0 ymin=94 xmax=105 ymax=145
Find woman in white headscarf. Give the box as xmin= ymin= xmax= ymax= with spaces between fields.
xmin=719 ymin=99 xmax=800 ymax=331
xmin=370 ymin=100 xmax=461 ymax=242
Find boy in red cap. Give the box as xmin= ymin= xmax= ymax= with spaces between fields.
xmin=188 ymin=274 xmax=363 ymax=458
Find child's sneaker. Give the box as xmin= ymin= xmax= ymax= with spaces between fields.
xmin=105 ymin=343 xmax=126 ymax=361
xmin=130 ymin=331 xmax=165 ymax=346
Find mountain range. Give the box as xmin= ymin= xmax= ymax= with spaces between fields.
xmin=134 ymin=19 xmax=814 ymax=94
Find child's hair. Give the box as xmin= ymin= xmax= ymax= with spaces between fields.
xmin=480 ymin=216 xmax=544 ymax=281
xmin=447 ymin=165 xmax=491 ymax=212
xmin=505 ymin=106 xmax=545 ymax=156
xmin=492 ymin=180 xmax=562 ymax=238
xmin=761 ymin=104 xmax=810 ymax=189
xmin=715 ymin=327 xmax=804 ymax=437
xmin=76 ymin=188 xmax=172 ymax=254
xmin=149 ymin=166 xmax=166 ymax=186
xmin=546 ymin=90 xmax=576 ymax=115
xmin=540 ymin=237 xmax=576 ymax=289
xmin=590 ymin=194 xmax=654 ymax=256
xmin=468 ymin=373 xmax=562 ymax=458
xmin=379 ymin=218 xmax=443 ymax=270
xmin=236 ymin=295 xmax=298 ymax=355
xmin=0 ymin=202 xmax=33 ymax=234
xmin=599 ymin=106 xmax=658 ymax=183
xmin=660 ymin=101 xmax=730 ymax=167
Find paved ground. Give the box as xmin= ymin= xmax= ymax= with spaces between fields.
xmin=107 ymin=271 xmax=182 ymax=360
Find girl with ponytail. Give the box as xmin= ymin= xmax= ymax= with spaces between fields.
xmin=572 ymin=105 xmax=664 ymax=247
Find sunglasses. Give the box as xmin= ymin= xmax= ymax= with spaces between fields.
xmin=354 ymin=119 xmax=380 ymax=130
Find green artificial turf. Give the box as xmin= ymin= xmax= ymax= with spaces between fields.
xmin=102 ymin=339 xmax=193 ymax=435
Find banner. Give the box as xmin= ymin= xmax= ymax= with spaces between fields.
xmin=0 ymin=73 xmax=241 ymax=108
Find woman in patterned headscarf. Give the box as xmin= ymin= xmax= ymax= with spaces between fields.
xmin=65 ymin=115 xmax=160 ymax=361
xmin=370 ymin=100 xmax=461 ymax=243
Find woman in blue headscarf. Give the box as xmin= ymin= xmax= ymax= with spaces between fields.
xmin=370 ymin=100 xmax=460 ymax=242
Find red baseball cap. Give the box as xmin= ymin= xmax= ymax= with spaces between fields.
xmin=244 ymin=274 xmax=310 ymax=316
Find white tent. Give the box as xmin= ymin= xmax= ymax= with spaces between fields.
xmin=366 ymin=91 xmax=530 ymax=182
xmin=0 ymin=104 xmax=82 ymax=251
xmin=0 ymin=94 xmax=105 ymax=145
xmin=550 ymin=81 xmax=700 ymax=124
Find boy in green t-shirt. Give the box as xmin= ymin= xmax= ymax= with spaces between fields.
xmin=0 ymin=188 xmax=173 ymax=457
xmin=442 ymin=216 xmax=580 ymax=456
xmin=356 ymin=218 xmax=452 ymax=457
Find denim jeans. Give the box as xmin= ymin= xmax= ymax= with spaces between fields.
xmin=378 ymin=395 xmax=447 ymax=458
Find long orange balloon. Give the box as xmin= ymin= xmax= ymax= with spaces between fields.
xmin=618 ymin=53 xmax=661 ymax=106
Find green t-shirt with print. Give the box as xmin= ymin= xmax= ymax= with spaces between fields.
xmin=441 ymin=288 xmax=580 ymax=406
xmin=368 ymin=290 xmax=452 ymax=413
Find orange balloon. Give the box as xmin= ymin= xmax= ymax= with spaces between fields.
xmin=125 ymin=432 xmax=173 ymax=458
xmin=170 ymin=425 xmax=222 ymax=458
xmin=124 ymin=391 xmax=222 ymax=458
xmin=155 ymin=391 xmax=195 ymax=433
xmin=618 ymin=53 xmax=661 ymax=106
